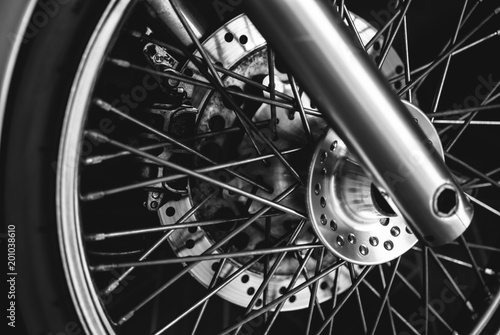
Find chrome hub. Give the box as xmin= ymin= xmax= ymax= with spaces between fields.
xmin=307 ymin=102 xmax=444 ymax=265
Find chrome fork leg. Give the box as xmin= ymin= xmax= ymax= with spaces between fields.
xmin=244 ymin=0 xmax=472 ymax=246
xmin=146 ymin=0 xmax=473 ymax=246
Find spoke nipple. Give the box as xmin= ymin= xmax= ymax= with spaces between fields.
xmin=118 ymin=311 xmax=134 ymax=325
xmin=466 ymin=301 xmax=475 ymax=314
xmin=94 ymin=98 xmax=112 ymax=111
xmin=129 ymin=30 xmax=142 ymax=38
xmin=85 ymin=130 xmax=110 ymax=144
xmin=103 ymin=281 xmax=120 ymax=295
xmin=86 ymin=233 xmax=105 ymax=242
xmin=83 ymin=156 xmax=103 ymax=166
xmin=108 ymin=58 xmax=131 ymax=68
xmin=495 ymin=7 xmax=500 ymax=15
xmin=90 ymin=265 xmax=108 ymax=272
xmin=81 ymin=191 xmax=105 ymax=202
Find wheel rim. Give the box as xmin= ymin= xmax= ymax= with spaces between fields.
xmin=58 ymin=1 xmax=500 ymax=334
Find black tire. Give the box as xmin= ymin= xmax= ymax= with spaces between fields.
xmin=2 ymin=1 xmax=111 ymax=333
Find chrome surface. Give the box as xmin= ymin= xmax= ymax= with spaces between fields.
xmin=307 ymin=102 xmax=444 ymax=265
xmin=57 ymin=1 xmax=132 ymax=334
xmin=244 ymin=0 xmax=474 ymax=246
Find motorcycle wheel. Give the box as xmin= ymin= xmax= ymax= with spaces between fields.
xmin=3 ymin=0 xmax=500 ymax=334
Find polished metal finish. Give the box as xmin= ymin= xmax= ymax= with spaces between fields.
xmin=307 ymin=102 xmax=443 ymax=264
xmin=57 ymin=2 xmax=133 ymax=334
xmin=245 ymin=0 xmax=473 ymax=246
xmin=308 ymin=102 xmax=445 ymax=264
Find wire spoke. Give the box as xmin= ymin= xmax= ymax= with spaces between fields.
xmin=84 ymin=131 xmax=306 ymax=218
xmin=344 ymin=5 xmax=365 ymax=49
xmin=380 ymin=266 xmax=397 ymax=335
xmin=128 ymin=30 xmax=299 ymax=103
xmin=429 ymin=103 xmax=500 ymax=118
xmin=218 ymin=260 xmax=346 ymax=335
xmin=190 ymin=246 xmax=231 ymax=335
xmin=462 ymin=166 xmax=500 ymax=188
xmin=100 ymin=192 xmax=215 ymax=296
xmin=429 ymin=0 xmax=469 ymax=115
xmin=267 ymin=48 xmax=278 ymax=140
xmin=363 ymin=280 xmax=421 ymax=335
xmin=387 ymin=30 xmax=500 ymax=86
xmin=262 ymin=247 xmax=319 ymax=334
xmin=395 ymin=270 xmax=456 ymax=333
xmin=423 ymin=246 xmax=429 ymax=335
xmin=402 ymin=15 xmax=412 ymax=102
xmin=458 ymin=235 xmax=492 ymax=297
xmin=91 ymin=244 xmax=322 ymax=270
xmin=82 ymin=119 xmax=270 ymax=166
xmin=412 ymin=247 xmax=497 ymax=277
xmin=85 ymin=213 xmax=281 ymax=242
xmin=82 ymin=146 xmax=302 ymax=201
xmin=151 ymin=219 xmax=308 ymax=335
xmin=168 ymin=0 xmax=304 ymax=185
xmin=445 ymin=80 xmax=500 ymax=151
xmin=233 ymin=242 xmax=319 ymax=335
xmin=446 ymin=153 xmax=500 ymax=193
xmin=288 ymin=74 xmax=314 ymax=148
xmin=293 ymin=250 xmax=327 ymax=322
xmin=365 ymin=7 xmax=403 ymax=50
xmin=348 ymin=263 xmax=367 ymax=334
xmin=467 ymin=194 xmax=500 ymax=218
xmin=93 ymin=99 xmax=273 ymax=194
xmin=306 ymin=248 xmax=326 ymax=335
xmin=369 ymin=258 xmax=401 ymax=335
xmin=449 ymin=240 xmax=500 ymax=253
xmin=114 ymin=183 xmax=300 ymax=325
xmin=328 ymin=269 xmax=340 ymax=335
xmin=108 ymin=57 xmax=322 ymax=117
xmin=377 ymin=0 xmax=413 ymax=69
xmin=313 ymin=266 xmax=373 ymax=335
xmin=435 ymin=120 xmax=500 ymax=126
xmin=397 ymin=9 xmax=499 ymax=96
xmin=428 ymin=248 xmax=475 ymax=314
xmin=245 ymin=242 xmax=315 ymax=318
